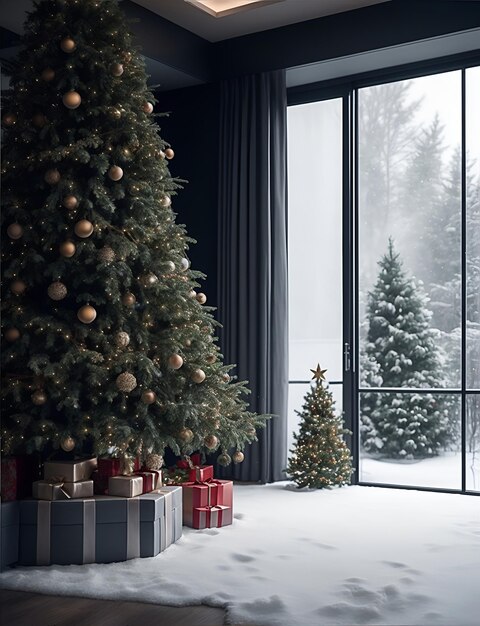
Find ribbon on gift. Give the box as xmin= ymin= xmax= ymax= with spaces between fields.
xmin=35 ymin=497 xmax=142 ymax=565
xmin=152 ymin=488 xmax=174 ymax=550
xmin=134 ymin=471 xmax=155 ymax=493
xmin=193 ymin=504 xmax=232 ymax=529
xmin=188 ymin=465 xmax=214 ymax=483
xmin=33 ymin=478 xmax=71 ymax=501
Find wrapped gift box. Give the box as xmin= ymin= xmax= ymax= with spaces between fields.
xmin=182 ymin=479 xmax=233 ymax=528
xmin=193 ymin=504 xmax=233 ymax=529
xmin=97 ymin=457 xmax=140 ymax=478
xmin=32 ymin=480 xmax=70 ymax=501
xmin=188 ymin=465 xmax=214 ymax=483
xmin=92 ymin=470 xmax=109 ymax=495
xmin=63 ymin=480 xmax=94 ymax=499
xmin=108 ymin=475 xmax=143 ymax=498
xmin=18 ymin=487 xmax=182 ymax=566
xmin=43 ymin=457 xmax=97 ymax=483
xmin=1 ymin=455 xmax=38 ymax=502
xmin=1 ymin=501 xmax=19 ymax=571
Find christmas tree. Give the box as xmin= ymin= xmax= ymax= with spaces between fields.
xmin=287 ymin=365 xmax=353 ymax=489
xmin=1 ymin=0 xmax=267 ymax=467
xmin=360 ymin=239 xmax=451 ymax=458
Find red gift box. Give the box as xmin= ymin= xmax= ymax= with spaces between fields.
xmin=192 ymin=505 xmax=233 ymax=529
xmin=188 ymin=465 xmax=214 ymax=483
xmin=92 ymin=470 xmax=109 ymax=495
xmin=1 ymin=455 xmax=37 ymax=501
xmin=182 ymin=479 xmax=233 ymax=527
xmin=97 ymin=457 xmax=140 ymax=477
xmin=177 ymin=453 xmax=201 ymax=470
xmin=134 ymin=470 xmax=161 ymax=493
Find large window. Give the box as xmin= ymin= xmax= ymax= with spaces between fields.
xmin=287 ymin=60 xmax=480 ymax=494
xmin=287 ymin=98 xmax=343 ymax=454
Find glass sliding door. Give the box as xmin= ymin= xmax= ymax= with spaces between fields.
xmin=466 ymin=66 xmax=480 ymax=491
xmin=357 ymin=70 xmax=464 ymax=489
xmin=287 ymin=98 xmax=344 ymax=455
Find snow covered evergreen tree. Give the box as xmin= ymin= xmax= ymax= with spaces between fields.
xmin=287 ymin=365 xmax=353 ymax=489
xmin=360 ymin=240 xmax=451 ymax=458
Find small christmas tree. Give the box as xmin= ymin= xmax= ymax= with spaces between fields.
xmin=361 ymin=239 xmax=451 ymax=458
xmin=287 ymin=365 xmax=353 ymax=489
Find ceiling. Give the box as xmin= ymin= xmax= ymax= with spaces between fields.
xmin=1 ymin=0 xmax=479 ymax=91
xmin=133 ymin=0 xmax=391 ymax=42
xmin=0 ymin=0 xmax=391 ymax=41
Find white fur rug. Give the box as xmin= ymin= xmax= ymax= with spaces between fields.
xmin=1 ymin=483 xmax=479 ymax=625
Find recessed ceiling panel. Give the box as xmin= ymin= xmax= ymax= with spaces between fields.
xmin=185 ymin=0 xmax=285 ymax=19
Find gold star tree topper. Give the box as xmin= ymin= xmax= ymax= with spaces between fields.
xmin=310 ymin=364 xmax=327 ymax=383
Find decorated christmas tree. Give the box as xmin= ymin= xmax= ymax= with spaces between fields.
xmin=1 ymin=0 xmax=267 ymax=467
xmin=287 ymin=365 xmax=353 ymax=489
xmin=360 ymin=239 xmax=451 ymax=458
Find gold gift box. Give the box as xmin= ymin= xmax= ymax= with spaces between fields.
xmin=43 ymin=457 xmax=97 ymax=483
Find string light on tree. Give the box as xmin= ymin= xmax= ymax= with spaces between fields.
xmin=0 ymin=0 xmax=269 ymax=466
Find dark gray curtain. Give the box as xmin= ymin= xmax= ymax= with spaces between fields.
xmin=216 ymin=70 xmax=288 ymax=483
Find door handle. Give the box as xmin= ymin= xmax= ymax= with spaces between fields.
xmin=344 ymin=342 xmax=351 ymax=372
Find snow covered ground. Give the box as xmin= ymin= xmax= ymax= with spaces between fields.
xmin=1 ymin=483 xmax=479 ymax=626
xmin=360 ymin=451 xmax=480 ymax=490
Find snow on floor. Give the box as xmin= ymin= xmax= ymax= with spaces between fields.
xmin=1 ymin=483 xmax=479 ymax=626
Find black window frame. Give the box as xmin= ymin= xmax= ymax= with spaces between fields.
xmin=287 ymin=49 xmax=480 ymax=496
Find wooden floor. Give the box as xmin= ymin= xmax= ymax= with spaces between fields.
xmin=0 ymin=589 xmax=227 ymax=626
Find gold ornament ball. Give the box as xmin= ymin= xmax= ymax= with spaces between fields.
xmin=115 ymin=331 xmax=130 ymax=347
xmin=60 ymin=241 xmax=76 ymax=257
xmin=74 ymin=219 xmax=94 ymax=238
xmin=5 ymin=328 xmax=21 ymax=342
xmin=41 ymin=67 xmax=55 ymax=81
xmin=108 ymin=165 xmax=124 ymax=181
xmin=11 ymin=279 xmax=26 ymax=295
xmin=143 ymin=101 xmax=154 ymax=114
xmin=116 ymin=372 xmax=138 ymax=393
xmin=62 ymin=194 xmax=78 ymax=210
xmin=165 ymin=261 xmax=175 ymax=272
xmin=63 ymin=91 xmax=82 ymax=109
xmin=32 ymin=113 xmax=47 ymax=128
xmin=111 ymin=63 xmax=124 ymax=76
xmin=206 ymin=354 xmax=216 ymax=364
xmin=7 ymin=223 xmax=23 ymax=240
xmin=60 ymin=37 xmax=76 ymax=53
xmin=164 ymin=148 xmax=174 ymax=160
xmin=32 ymin=390 xmax=47 ymax=406
xmin=3 ymin=113 xmax=17 ymax=127
xmin=204 ymin=434 xmax=218 ymax=449
xmin=189 ymin=290 xmax=197 ymax=298
xmin=97 ymin=246 xmax=116 ymax=263
xmin=60 ymin=436 xmax=76 ymax=452
xmin=45 ymin=168 xmax=61 ymax=185
xmin=232 ymin=451 xmax=245 ymax=464
xmin=184 ymin=339 xmax=192 ymax=347
xmin=142 ymin=273 xmax=158 ymax=287
xmin=179 ymin=427 xmax=194 ymax=443
xmin=145 ymin=453 xmax=163 ymax=470
xmin=217 ymin=453 xmax=231 ymax=467
xmin=192 ymin=369 xmax=206 ymax=384
xmin=160 ymin=195 xmax=171 ymax=208
xmin=77 ymin=304 xmax=97 ymax=324
xmin=247 ymin=426 xmax=256 ymax=437
xmin=180 ymin=258 xmax=190 ymax=271
xmin=48 ymin=281 xmax=68 ymax=301
xmin=109 ymin=107 xmax=122 ymax=120
xmin=223 ymin=373 xmax=230 ymax=383
xmin=196 ymin=292 xmax=207 ymax=305
xmin=168 ymin=354 xmax=183 ymax=370
xmin=122 ymin=292 xmax=136 ymax=307
xmin=141 ymin=390 xmax=157 ymax=405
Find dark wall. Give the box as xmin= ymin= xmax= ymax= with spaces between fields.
xmin=158 ymin=83 xmax=220 ymax=307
